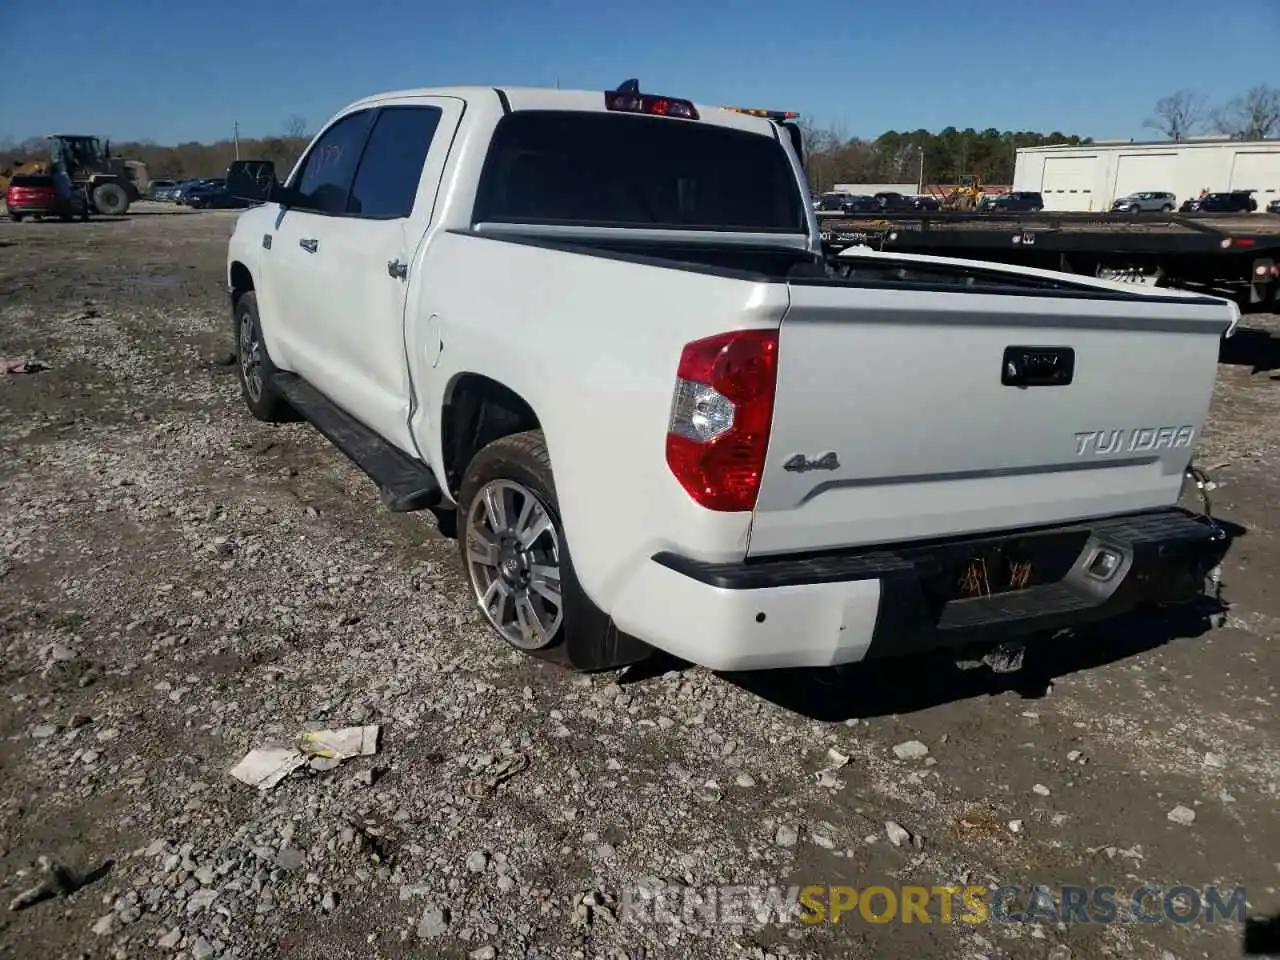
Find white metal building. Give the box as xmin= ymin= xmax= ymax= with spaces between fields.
xmin=1013 ymin=138 xmax=1280 ymax=212
xmin=830 ymin=183 xmax=919 ymax=196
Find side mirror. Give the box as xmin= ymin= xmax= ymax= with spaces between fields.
xmin=226 ymin=160 xmax=287 ymax=205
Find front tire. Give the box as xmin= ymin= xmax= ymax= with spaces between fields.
xmin=9 ymin=213 xmax=22 ymax=222
xmin=91 ymin=182 xmax=129 ymax=216
xmin=233 ymin=292 xmax=294 ymax=422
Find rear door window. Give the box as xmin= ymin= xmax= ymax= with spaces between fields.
xmin=473 ymin=111 xmax=806 ymax=233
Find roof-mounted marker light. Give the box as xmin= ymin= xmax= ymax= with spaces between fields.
xmin=720 ymin=106 xmax=801 ymax=122
xmin=604 ymin=79 xmax=699 ymax=120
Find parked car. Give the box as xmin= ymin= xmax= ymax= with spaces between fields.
xmin=988 ymin=191 xmax=1044 ymax=212
xmin=224 ymin=81 xmax=1233 ymax=676
xmin=186 ymin=182 xmax=250 ymax=210
xmin=839 ymin=194 xmax=884 ymax=214
xmin=815 ymin=192 xmax=852 ymax=212
xmin=911 ymin=195 xmax=941 ymax=211
xmin=1111 ymin=191 xmax=1176 ymax=214
xmin=1266 ymin=197 xmax=1280 ymax=214
xmin=873 ymin=191 xmax=914 ymax=212
xmin=174 ymin=179 xmax=221 ymax=204
xmin=5 ymin=171 xmax=89 ymax=222
xmin=1181 ymin=191 xmax=1257 ymax=213
xmin=154 ymin=179 xmax=198 ymax=202
xmin=147 ymin=179 xmax=177 ymax=199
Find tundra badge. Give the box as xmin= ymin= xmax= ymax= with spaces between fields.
xmin=783 ymin=452 xmax=840 ymax=473
xmin=1074 ymin=426 xmax=1195 ymax=456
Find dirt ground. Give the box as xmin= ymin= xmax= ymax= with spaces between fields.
xmin=0 ymin=205 xmax=1278 ymax=960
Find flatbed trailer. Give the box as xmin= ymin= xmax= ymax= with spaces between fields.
xmin=817 ymin=210 xmax=1280 ymax=306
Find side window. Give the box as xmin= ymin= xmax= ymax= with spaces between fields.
xmin=290 ymin=110 xmax=374 ymax=215
xmin=347 ymin=106 xmax=443 ymax=219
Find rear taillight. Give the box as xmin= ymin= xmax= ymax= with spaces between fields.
xmin=666 ymin=329 xmax=778 ymax=512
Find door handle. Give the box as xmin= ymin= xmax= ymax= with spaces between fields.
xmin=387 ymin=259 xmax=407 ymax=280
xmin=1002 ymin=346 xmax=1075 ymax=388
xmin=299 ymin=238 xmax=318 ymax=253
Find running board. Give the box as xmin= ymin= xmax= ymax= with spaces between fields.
xmin=272 ymin=372 xmax=441 ymax=513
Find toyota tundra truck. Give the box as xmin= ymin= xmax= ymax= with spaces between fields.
xmin=224 ymin=80 xmax=1236 ymax=674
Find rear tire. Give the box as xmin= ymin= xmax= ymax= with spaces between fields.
xmin=459 ymin=431 xmax=568 ymax=657
xmin=1161 ymin=204 xmax=1173 ymax=212
xmin=91 ymin=182 xmax=129 ymax=216
xmin=9 ymin=214 xmax=22 ymax=222
xmin=456 ymin=430 xmax=654 ymax=672
xmin=233 ymin=292 xmax=294 ymax=423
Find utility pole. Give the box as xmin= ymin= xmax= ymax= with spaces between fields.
xmin=233 ymin=120 xmax=240 ymax=160
xmin=917 ymin=145 xmax=925 ymax=194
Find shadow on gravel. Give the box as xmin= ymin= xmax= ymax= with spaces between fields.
xmin=1220 ymin=326 xmax=1280 ymax=374
xmin=720 ymin=597 xmax=1230 ymax=721
xmin=126 ymin=209 xmax=233 ymax=216
xmin=1244 ymin=911 xmax=1280 ymax=956
xmin=7 ymin=217 xmax=128 ymax=225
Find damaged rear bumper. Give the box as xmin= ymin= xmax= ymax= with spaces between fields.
xmin=611 ymin=507 xmax=1227 ymax=672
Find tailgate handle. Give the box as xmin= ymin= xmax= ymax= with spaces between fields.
xmin=1002 ymin=346 xmax=1074 ymax=388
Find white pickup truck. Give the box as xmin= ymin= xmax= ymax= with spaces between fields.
xmin=225 ymin=80 xmax=1235 ymax=674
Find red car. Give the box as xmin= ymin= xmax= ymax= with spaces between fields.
xmin=6 ymin=172 xmax=89 ymax=222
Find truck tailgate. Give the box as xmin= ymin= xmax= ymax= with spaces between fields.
xmin=747 ymin=277 xmax=1233 ymax=558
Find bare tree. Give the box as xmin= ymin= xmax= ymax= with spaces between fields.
xmin=284 ymin=116 xmax=308 ymax=139
xmin=1211 ymin=84 xmax=1280 ymax=140
xmin=1143 ymin=90 xmax=1205 ymax=141
xmin=798 ymin=119 xmax=847 ymax=192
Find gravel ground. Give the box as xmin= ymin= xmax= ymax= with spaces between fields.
xmin=1 ymin=204 xmax=1278 ymax=960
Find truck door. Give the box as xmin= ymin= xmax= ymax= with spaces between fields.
xmin=259 ymin=109 xmax=375 ymax=379
xmin=299 ymin=98 xmax=463 ymax=454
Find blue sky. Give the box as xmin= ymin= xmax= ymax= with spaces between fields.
xmin=1 ymin=0 xmax=1276 ymax=145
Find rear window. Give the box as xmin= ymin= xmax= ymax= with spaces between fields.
xmin=9 ymin=174 xmax=52 ymax=188
xmin=472 ymin=111 xmax=807 ymax=233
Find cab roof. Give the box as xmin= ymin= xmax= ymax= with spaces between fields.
xmin=342 ymin=85 xmax=786 ymax=138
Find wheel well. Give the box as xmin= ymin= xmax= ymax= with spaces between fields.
xmin=229 ymin=262 xmax=254 ymax=306
xmin=441 ymin=374 xmax=540 ymax=498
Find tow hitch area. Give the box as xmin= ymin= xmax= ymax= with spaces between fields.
xmin=954 ymin=640 xmax=1029 ymax=673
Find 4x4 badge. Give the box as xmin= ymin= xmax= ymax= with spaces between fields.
xmin=783 ymin=452 xmax=840 ymax=473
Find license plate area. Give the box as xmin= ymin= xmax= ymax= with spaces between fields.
xmin=897 ymin=529 xmax=1091 ymax=616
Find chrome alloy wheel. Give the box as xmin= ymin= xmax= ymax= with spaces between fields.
xmin=465 ymin=479 xmax=564 ymax=650
xmin=238 ymin=308 xmax=263 ymax=402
